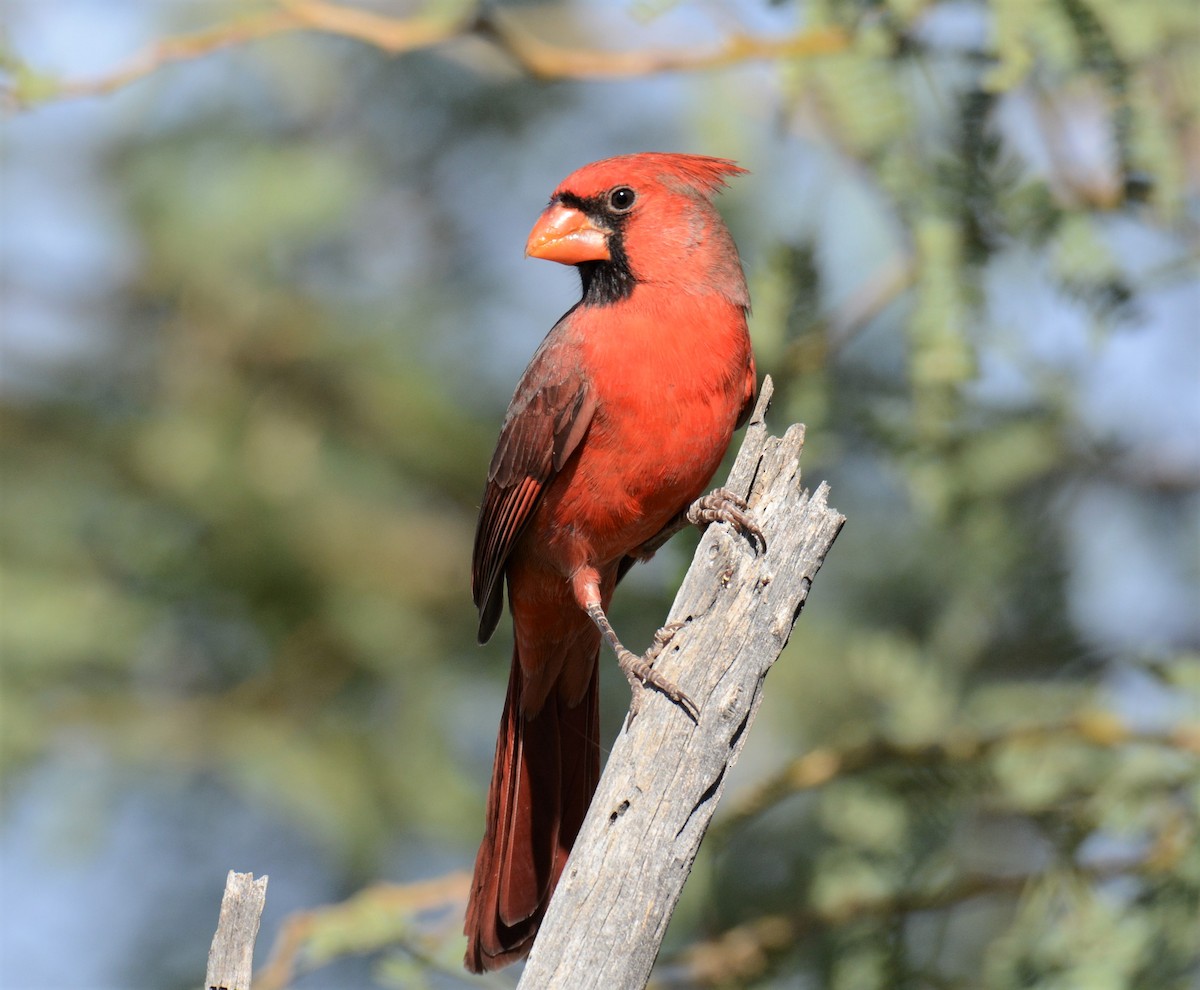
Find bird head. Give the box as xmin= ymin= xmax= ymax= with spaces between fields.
xmin=525 ymin=153 xmax=750 ymax=309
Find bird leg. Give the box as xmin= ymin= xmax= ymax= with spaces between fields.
xmin=629 ymin=487 xmax=766 ymax=564
xmin=575 ymin=486 xmax=764 ymax=724
xmin=584 ymin=603 xmax=698 ymax=722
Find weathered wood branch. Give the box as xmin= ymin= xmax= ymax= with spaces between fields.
xmin=516 ymin=375 xmax=845 ymax=989
xmin=205 ymin=871 xmax=268 ymax=990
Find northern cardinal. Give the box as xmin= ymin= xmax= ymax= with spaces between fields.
xmin=464 ymin=153 xmax=758 ymax=972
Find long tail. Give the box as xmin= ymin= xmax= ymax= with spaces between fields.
xmin=464 ymin=646 xmax=600 ymax=972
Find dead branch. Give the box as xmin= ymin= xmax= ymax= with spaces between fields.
xmin=515 ymin=375 xmax=845 ymax=989
xmin=206 ymin=871 xmax=268 ymax=990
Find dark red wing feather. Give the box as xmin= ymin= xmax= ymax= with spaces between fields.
xmin=472 ymin=329 xmax=596 ymax=642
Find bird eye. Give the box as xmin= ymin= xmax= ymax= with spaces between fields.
xmin=608 ymin=187 xmax=636 ymax=212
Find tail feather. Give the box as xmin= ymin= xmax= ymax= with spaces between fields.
xmin=464 ymin=647 xmax=600 ymax=972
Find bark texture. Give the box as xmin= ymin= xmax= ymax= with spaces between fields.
xmin=205 ymin=870 xmax=268 ymax=990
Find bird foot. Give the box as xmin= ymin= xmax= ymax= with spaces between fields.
xmin=619 ymin=621 xmax=697 ymax=724
xmin=687 ymin=487 xmax=766 ymax=552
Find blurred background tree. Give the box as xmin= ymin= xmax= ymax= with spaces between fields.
xmin=1 ymin=1 xmax=1197 ymax=988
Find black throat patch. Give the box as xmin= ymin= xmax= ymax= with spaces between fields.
xmin=556 ymin=192 xmax=636 ymax=307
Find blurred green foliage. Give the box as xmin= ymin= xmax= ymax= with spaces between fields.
xmin=3 ymin=0 xmax=1198 ymax=987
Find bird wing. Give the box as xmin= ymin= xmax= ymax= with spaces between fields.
xmin=472 ymin=328 xmax=597 ymax=643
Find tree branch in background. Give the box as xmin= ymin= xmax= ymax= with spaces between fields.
xmin=676 ymin=853 xmax=1157 ymax=988
xmin=712 ymin=713 xmax=1200 ymax=844
xmin=3 ymin=0 xmax=850 ymax=109
xmin=514 ymin=376 xmax=845 ymax=989
xmin=478 ymin=8 xmax=849 ymax=79
xmin=9 ymin=10 xmax=298 ymax=105
xmin=256 ymin=873 xmax=474 ymax=990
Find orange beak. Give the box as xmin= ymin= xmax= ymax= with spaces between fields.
xmin=525 ymin=203 xmax=610 ymax=264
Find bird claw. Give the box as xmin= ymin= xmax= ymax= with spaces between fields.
xmin=650 ymin=620 xmax=685 ymax=654
xmin=687 ymin=488 xmax=766 ymax=552
xmin=619 ymin=621 xmax=698 ymax=725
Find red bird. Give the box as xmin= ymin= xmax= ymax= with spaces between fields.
xmin=464 ymin=153 xmax=758 ymax=972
